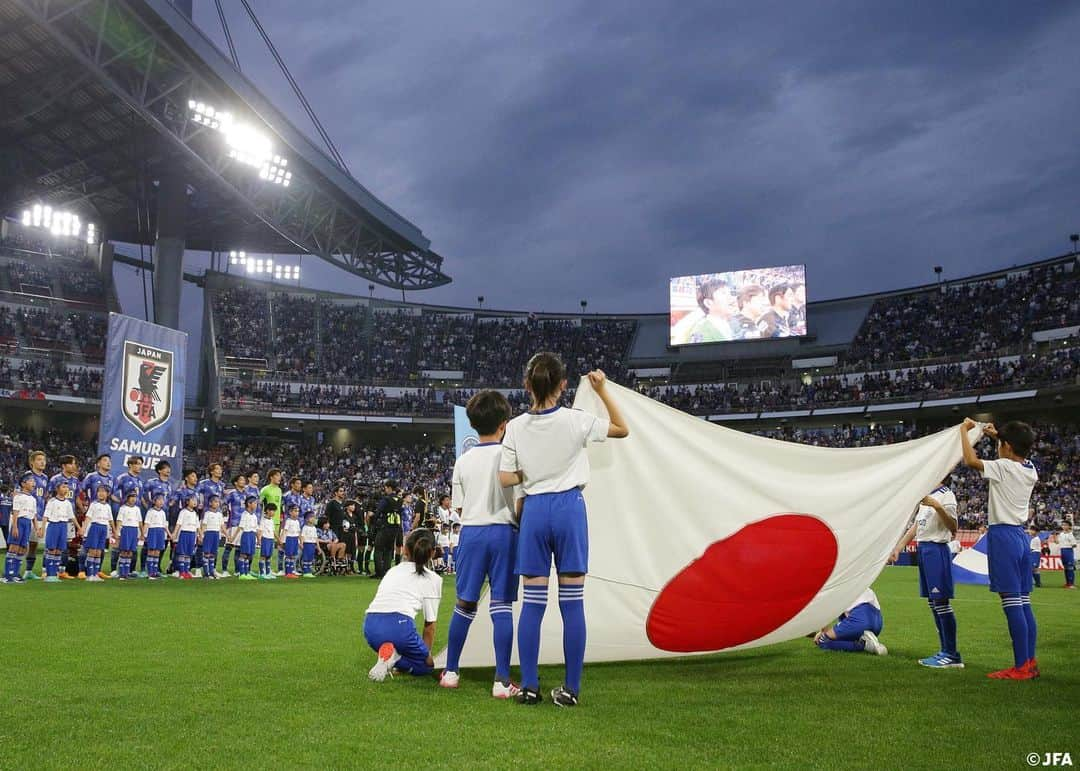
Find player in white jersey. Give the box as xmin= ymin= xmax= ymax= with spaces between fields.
xmin=441 ymin=390 xmax=524 ymax=697
xmin=42 ymin=481 xmax=76 ymax=582
xmin=236 ymin=498 xmax=259 ymax=580
xmin=498 ymin=354 xmax=629 ymax=707
xmin=3 ymin=474 xmax=39 ymax=583
xmin=257 ymin=505 xmax=278 ymax=580
xmin=200 ymin=496 xmax=227 ymax=579
xmin=171 ymin=495 xmax=201 ymax=579
xmin=813 ymin=588 xmax=887 ymax=655
xmin=960 ymin=418 xmax=1040 ymax=680
xmin=890 ymin=478 xmax=962 ymax=668
xmin=143 ymin=492 xmax=169 ymax=580
xmin=81 ymin=484 xmax=115 ymax=582
xmin=114 ymin=491 xmax=144 ymax=580
xmin=365 ymin=529 xmax=442 ymax=682
xmin=1056 ymin=520 xmax=1076 ymax=589
xmin=280 ymin=505 xmax=302 ymax=578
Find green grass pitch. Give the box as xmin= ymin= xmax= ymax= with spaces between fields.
xmin=0 ymin=566 xmax=1076 ymax=769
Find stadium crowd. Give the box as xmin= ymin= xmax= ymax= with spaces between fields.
xmin=846 ymin=261 xmax=1080 ymax=368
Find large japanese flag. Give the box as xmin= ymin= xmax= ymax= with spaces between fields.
xmin=439 ymin=379 xmax=980 ymax=667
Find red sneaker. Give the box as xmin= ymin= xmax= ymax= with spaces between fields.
xmin=180 ymin=572 xmax=194 ymax=580
xmin=987 ymin=666 xmax=1036 ymax=680
xmin=284 ymin=573 xmax=300 ymax=580
xmin=1022 ymin=659 xmax=1041 ymax=678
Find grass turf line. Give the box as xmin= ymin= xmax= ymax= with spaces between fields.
xmin=0 ymin=567 xmax=1076 ymax=769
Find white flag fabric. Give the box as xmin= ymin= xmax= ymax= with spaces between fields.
xmin=439 ymin=380 xmax=981 ymax=667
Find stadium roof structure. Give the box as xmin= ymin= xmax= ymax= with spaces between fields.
xmin=0 ymin=0 xmax=451 ymax=290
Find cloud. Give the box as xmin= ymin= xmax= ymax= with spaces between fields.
xmin=185 ymin=0 xmax=1080 ymax=311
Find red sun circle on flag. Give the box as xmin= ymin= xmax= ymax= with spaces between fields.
xmin=645 ymin=514 xmax=838 ymax=652
xmin=129 ymin=388 xmax=140 ymax=402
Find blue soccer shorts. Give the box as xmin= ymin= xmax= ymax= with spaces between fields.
xmin=45 ymin=521 xmax=68 ymax=551
xmin=832 ymin=603 xmax=884 ymax=640
xmin=363 ymin=612 xmax=432 ymax=676
xmin=261 ymin=537 xmax=275 ymax=559
xmin=987 ymin=524 xmax=1033 ymax=594
xmin=177 ymin=530 xmax=197 ymax=557
xmin=455 ymin=524 xmax=519 ymax=603
xmin=119 ymin=525 xmax=140 ymax=552
xmin=516 ymin=489 xmax=589 ymax=576
xmin=84 ymin=522 xmax=109 ymax=551
xmin=145 ymin=527 xmax=166 ymax=552
xmin=284 ymin=536 xmax=299 ymax=557
xmin=240 ymin=531 xmax=257 ymax=556
xmin=917 ymin=541 xmax=954 ymax=599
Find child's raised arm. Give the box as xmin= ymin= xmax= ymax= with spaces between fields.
xmin=959 ymin=418 xmax=983 ymax=472
xmin=587 ymin=370 xmax=629 ymax=438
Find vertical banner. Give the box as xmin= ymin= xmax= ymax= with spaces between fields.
xmin=99 ymin=313 xmax=187 ymax=475
xmin=453 ymin=404 xmax=479 ymax=458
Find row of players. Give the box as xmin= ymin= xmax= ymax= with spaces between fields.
xmin=0 ymin=449 xmax=470 ymax=582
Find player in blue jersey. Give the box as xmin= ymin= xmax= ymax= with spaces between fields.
xmin=80 ymin=454 xmax=114 ymax=510
xmin=245 ymin=471 xmax=262 ymax=520
xmin=280 ymin=477 xmax=304 ymax=575
xmin=440 ymin=390 xmax=523 ymax=698
xmin=140 ymin=461 xmax=173 ymax=577
xmin=813 ymin=588 xmax=888 ymax=655
xmin=194 ymin=463 xmax=225 ymax=575
xmin=0 ymin=485 xmax=11 ymax=543
xmin=300 ymin=481 xmax=317 ymax=523
xmin=499 ymin=356 xmax=629 ymax=707
xmin=46 ymin=454 xmax=82 ymax=579
xmin=223 ymin=474 xmax=248 ymax=578
xmin=111 ymin=456 xmax=144 ymax=577
xmin=23 ymin=450 xmax=49 ymax=580
xmin=961 ymin=418 xmax=1040 ymax=680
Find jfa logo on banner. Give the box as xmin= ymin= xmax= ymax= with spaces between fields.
xmin=122 ymin=340 xmax=173 ymax=434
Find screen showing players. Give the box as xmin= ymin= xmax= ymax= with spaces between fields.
xmin=669 ymin=265 xmax=807 ymax=346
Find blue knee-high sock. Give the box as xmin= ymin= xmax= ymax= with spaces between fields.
xmin=285 ymin=556 xmax=295 ymax=574
xmin=206 ymin=553 xmax=217 ymax=578
xmin=221 ymin=544 xmax=233 ymax=572
xmin=1033 ymin=571 xmax=1041 ymax=588
xmin=1021 ymin=595 xmax=1037 ymax=662
xmin=817 ymin=638 xmax=865 ymax=652
xmin=146 ymin=555 xmax=157 ymax=577
xmin=558 ymin=584 xmax=586 ymax=696
xmin=1065 ymin=563 xmax=1075 ymax=586
xmin=278 ymin=551 xmax=285 ymax=572
xmin=518 ymin=586 xmax=548 ymax=691
xmin=4 ymin=554 xmax=16 ymax=579
xmin=933 ymin=600 xmax=958 ymax=656
xmin=490 ymin=601 xmax=514 ymax=683
xmin=109 ymin=548 xmax=120 ymax=572
xmin=77 ymin=550 xmax=86 ymax=574
xmin=26 ymin=549 xmax=37 ymax=573
xmin=445 ymin=605 xmax=477 ymax=674
xmin=927 ymin=599 xmax=945 ymax=652
xmin=45 ymin=553 xmax=58 ymax=577
xmin=1000 ymin=593 xmax=1028 ymax=668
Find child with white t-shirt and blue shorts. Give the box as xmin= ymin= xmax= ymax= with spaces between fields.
xmin=498 ymin=353 xmax=629 ymax=707
xmin=365 ymin=529 xmax=442 ymax=681
xmin=960 ymin=418 xmax=1040 ymax=680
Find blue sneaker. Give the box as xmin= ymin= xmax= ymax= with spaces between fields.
xmin=920 ymin=652 xmax=964 ymax=669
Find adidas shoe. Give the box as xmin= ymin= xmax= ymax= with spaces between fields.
xmin=193 ymin=568 xmax=203 ymax=578
xmin=218 ymin=571 xmax=231 ymax=578
xmin=860 ymin=630 xmax=888 ymax=656
xmin=516 ymin=688 xmax=542 ymax=706
xmin=110 ymin=570 xmax=118 ymax=578
xmin=368 ymin=643 xmax=400 ymax=682
xmin=492 ymin=680 xmax=522 ymax=699
xmin=439 ymin=671 xmax=460 ymax=689
xmin=550 ymin=685 xmax=579 ymax=707
xmin=4 ymin=577 xmax=25 ymax=584
xmin=86 ymin=575 xmax=104 ymax=582
xmin=920 ymin=652 xmax=964 ymax=669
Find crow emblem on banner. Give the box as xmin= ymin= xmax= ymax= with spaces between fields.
xmin=122 ymin=341 xmax=173 ymax=434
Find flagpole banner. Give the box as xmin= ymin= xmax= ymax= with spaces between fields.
xmin=952 ymin=534 xmax=991 ymax=585
xmin=454 ymin=404 xmax=479 ymax=458
xmin=99 ymin=313 xmax=187 ymax=475
xmin=442 ymin=379 xmax=982 ymax=667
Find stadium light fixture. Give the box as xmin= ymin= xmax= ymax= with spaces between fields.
xmin=189 ymin=99 xmax=292 ymax=187
xmin=19 ymin=201 xmax=95 ymax=242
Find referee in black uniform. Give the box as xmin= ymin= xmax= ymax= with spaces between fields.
xmin=371 ymin=480 xmax=402 ymax=578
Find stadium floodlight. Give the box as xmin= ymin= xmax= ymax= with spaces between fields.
xmin=189 ymin=98 xmax=292 ymax=186
xmin=245 ymin=260 xmax=254 ymax=273
xmin=20 ymin=201 xmax=96 ymax=242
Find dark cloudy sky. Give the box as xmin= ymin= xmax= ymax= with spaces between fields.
xmin=118 ymin=0 xmax=1080 ymax=319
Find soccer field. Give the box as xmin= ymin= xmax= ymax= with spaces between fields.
xmin=1 ymin=567 xmax=1076 ymax=770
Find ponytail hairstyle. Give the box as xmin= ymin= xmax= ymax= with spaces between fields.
xmin=405 ymin=528 xmax=436 ymax=575
xmin=524 ymin=351 xmax=566 ymax=410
